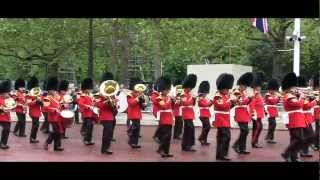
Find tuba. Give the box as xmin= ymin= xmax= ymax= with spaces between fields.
xmin=1 ymin=97 xmax=17 ymax=112
xmin=99 ymin=80 xmax=120 ymax=110
xmin=29 ymin=87 xmax=42 ymax=97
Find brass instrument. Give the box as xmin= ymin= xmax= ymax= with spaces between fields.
xmin=99 ymin=80 xmax=120 ymax=110
xmin=29 ymin=87 xmax=42 ymax=97
xmin=1 ymin=97 xmax=17 ymax=112
xmin=175 ymin=85 xmax=183 ymax=96
xmin=134 ymin=83 xmax=148 ymax=109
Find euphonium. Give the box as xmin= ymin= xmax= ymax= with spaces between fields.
xmin=1 ymin=97 xmax=17 ymax=112
xmin=100 ymin=80 xmax=120 ymax=109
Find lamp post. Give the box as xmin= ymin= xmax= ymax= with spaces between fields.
xmin=224 ymin=45 xmax=239 ymax=64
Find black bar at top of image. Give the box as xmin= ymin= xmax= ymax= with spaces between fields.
xmin=0 ymin=0 xmax=319 ymax=18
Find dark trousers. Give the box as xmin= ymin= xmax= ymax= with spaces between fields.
xmin=14 ymin=113 xmax=26 ymax=136
xmin=153 ymin=125 xmax=161 ymax=139
xmin=101 ymin=121 xmax=114 ymax=152
xmin=315 ymin=120 xmax=319 ymax=148
xmin=284 ymin=128 xmax=310 ymax=160
xmin=80 ymin=118 xmax=87 ymax=136
xmin=40 ymin=112 xmax=49 ymax=132
xmin=198 ymin=117 xmax=211 ymax=143
xmin=128 ymin=120 xmax=140 ymax=145
xmin=216 ymin=127 xmax=231 ymax=158
xmin=112 ymin=118 xmax=116 ymax=138
xmin=74 ymin=109 xmax=80 ymax=124
xmin=301 ymin=125 xmax=315 ymax=154
xmin=266 ymin=117 xmax=276 ymax=140
xmin=233 ymin=122 xmax=249 ymax=151
xmin=158 ymin=125 xmax=172 ymax=154
xmin=46 ymin=122 xmax=61 ymax=149
xmin=173 ymin=116 xmax=183 ymax=138
xmin=182 ymin=120 xmax=195 ymax=149
xmin=83 ymin=118 xmax=94 ymax=142
xmin=252 ymin=118 xmax=263 ymax=145
xmin=0 ymin=122 xmax=11 ymax=145
xmin=30 ymin=117 xmax=39 ymax=140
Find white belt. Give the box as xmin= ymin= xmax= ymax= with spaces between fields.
xmin=156 ymin=109 xmax=173 ymax=120
xmin=265 ymin=105 xmax=278 ymax=108
xmin=303 ymin=108 xmax=314 ymax=115
xmin=314 ymin=106 xmax=320 ymax=109
xmin=214 ymin=110 xmax=230 ymax=115
xmin=234 ymin=105 xmax=248 ymax=109
xmin=286 ymin=109 xmax=303 ymax=114
xmin=179 ymin=105 xmax=194 ymax=116
xmin=199 ymin=107 xmax=210 ymax=110
xmin=282 ymin=109 xmax=303 ymax=125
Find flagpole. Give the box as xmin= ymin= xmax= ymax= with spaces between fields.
xmin=293 ymin=18 xmax=300 ymax=76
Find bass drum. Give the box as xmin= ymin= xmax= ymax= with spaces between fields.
xmin=117 ymin=90 xmax=128 ymax=113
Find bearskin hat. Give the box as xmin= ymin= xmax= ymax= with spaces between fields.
xmin=237 ymin=72 xmax=253 ymax=86
xmin=129 ymin=77 xmax=142 ymax=90
xmin=251 ymin=72 xmax=264 ymax=88
xmin=14 ymin=78 xmax=25 ymax=90
xmin=0 ymin=79 xmax=12 ymax=93
xmin=312 ymin=72 xmax=319 ymax=88
xmin=27 ymin=76 xmax=39 ymax=90
xmin=46 ymin=77 xmax=59 ymax=91
xmin=198 ymin=81 xmax=210 ymax=94
xmin=297 ymin=76 xmax=307 ymax=87
xmin=267 ymin=79 xmax=279 ymax=90
xmin=182 ymin=74 xmax=197 ymax=89
xmin=157 ymin=76 xmax=172 ymax=92
xmin=100 ymin=72 xmax=114 ymax=84
xmin=58 ymin=80 xmax=69 ymax=91
xmin=81 ymin=78 xmax=94 ymax=90
xmin=216 ymin=73 xmax=234 ymax=90
xmin=281 ymin=72 xmax=297 ymax=91
xmin=173 ymin=79 xmax=183 ymax=86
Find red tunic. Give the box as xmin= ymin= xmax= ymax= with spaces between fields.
xmin=150 ymin=91 xmax=160 ymax=118
xmin=302 ymin=99 xmax=316 ymax=125
xmin=314 ymin=103 xmax=320 ymax=121
xmin=13 ymin=91 xmax=26 ymax=114
xmin=127 ymin=94 xmax=142 ymax=120
xmin=283 ymin=93 xmax=307 ymax=128
xmin=264 ymin=93 xmax=279 ymax=118
xmin=173 ymin=99 xmax=181 ymax=117
xmin=234 ymin=91 xmax=251 ymax=123
xmin=95 ymin=95 xmax=118 ymax=121
xmin=198 ymin=97 xmax=212 ymax=118
xmin=42 ymin=95 xmax=60 ymax=123
xmin=0 ymin=96 xmax=11 ymax=122
xmin=154 ymin=95 xmax=173 ymax=125
xmin=213 ymin=93 xmax=231 ymax=128
xmin=181 ymin=89 xmax=196 ymax=121
xmin=41 ymin=95 xmax=49 ymax=113
xmin=78 ymin=94 xmax=94 ymax=119
xmin=27 ymin=96 xmax=42 ymax=118
xmin=249 ymin=93 xmax=265 ymax=119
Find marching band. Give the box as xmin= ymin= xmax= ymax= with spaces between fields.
xmin=0 ymin=71 xmax=318 ymax=161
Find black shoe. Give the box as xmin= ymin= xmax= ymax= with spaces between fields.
xmin=0 ymin=144 xmax=10 ymax=149
xmin=84 ymin=141 xmax=95 ymax=146
xmin=232 ymin=145 xmax=240 ymax=154
xmin=267 ymin=140 xmax=277 ymax=144
xmin=291 ymin=158 xmax=302 ymax=162
xmin=204 ymin=142 xmax=210 ymax=146
xmin=239 ymin=150 xmax=250 ymax=154
xmin=43 ymin=143 xmax=49 ymax=150
xmin=13 ymin=132 xmax=19 ymax=137
xmin=62 ymin=136 xmax=69 ymax=139
xmin=111 ymin=138 xmax=116 ymax=142
xmin=54 ymin=147 xmax=64 ymax=151
xmin=252 ymin=144 xmax=263 ymax=148
xmin=139 ymin=135 xmax=142 ymax=138
xmin=161 ymin=153 xmax=174 ymax=158
xmin=30 ymin=139 xmax=39 ymax=144
xmin=311 ymin=145 xmax=319 ymax=151
xmin=182 ymin=147 xmax=196 ymax=152
xmin=198 ymin=139 xmax=205 ymax=146
xmin=102 ymin=149 xmax=113 ymax=155
xmin=216 ymin=156 xmax=231 ymax=161
xmin=300 ymin=153 xmax=313 ymax=157
xmin=19 ymin=134 xmax=27 ymax=137
xmin=281 ymin=153 xmax=291 ymax=162
xmin=130 ymin=144 xmax=141 ymax=149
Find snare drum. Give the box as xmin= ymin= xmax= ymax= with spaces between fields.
xmin=60 ymin=110 xmax=75 ymax=128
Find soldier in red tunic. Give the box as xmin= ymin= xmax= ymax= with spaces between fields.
xmin=26 ymin=76 xmax=43 ymax=143
xmin=296 ymin=76 xmax=316 ymax=157
xmin=78 ymin=78 xmax=96 ymax=146
xmin=197 ymin=81 xmax=212 ymax=146
xmin=214 ymin=73 xmax=234 ymax=161
xmin=173 ymin=79 xmax=183 ymax=140
xmin=127 ymin=77 xmax=147 ymax=149
xmin=58 ymin=80 xmax=70 ymax=139
xmin=180 ymin=74 xmax=197 ymax=152
xmin=40 ymin=79 xmax=49 ymax=134
xmin=232 ymin=72 xmax=253 ymax=154
xmin=43 ymin=77 xmax=64 ymax=151
xmin=311 ymin=73 xmax=319 ymax=151
xmin=250 ymin=72 xmax=265 ymax=148
xmin=264 ymin=78 xmax=280 ymax=144
xmin=13 ymin=78 xmax=27 ymax=137
xmin=281 ymin=73 xmax=309 ymax=162
xmin=154 ymin=76 xmax=174 ymax=157
xmin=151 ymin=79 xmax=160 ymax=143
xmin=0 ymin=80 xmax=12 ymax=149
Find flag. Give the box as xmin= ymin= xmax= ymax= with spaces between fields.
xmin=252 ymin=18 xmax=269 ymax=34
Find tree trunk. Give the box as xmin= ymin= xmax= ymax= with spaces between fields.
xmin=109 ymin=18 xmax=119 ymax=76
xmin=88 ymin=18 xmax=94 ymax=79
xmin=47 ymin=62 xmax=59 ymax=78
xmin=120 ymin=23 xmax=130 ymax=87
xmin=153 ymin=19 xmax=162 ymax=80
